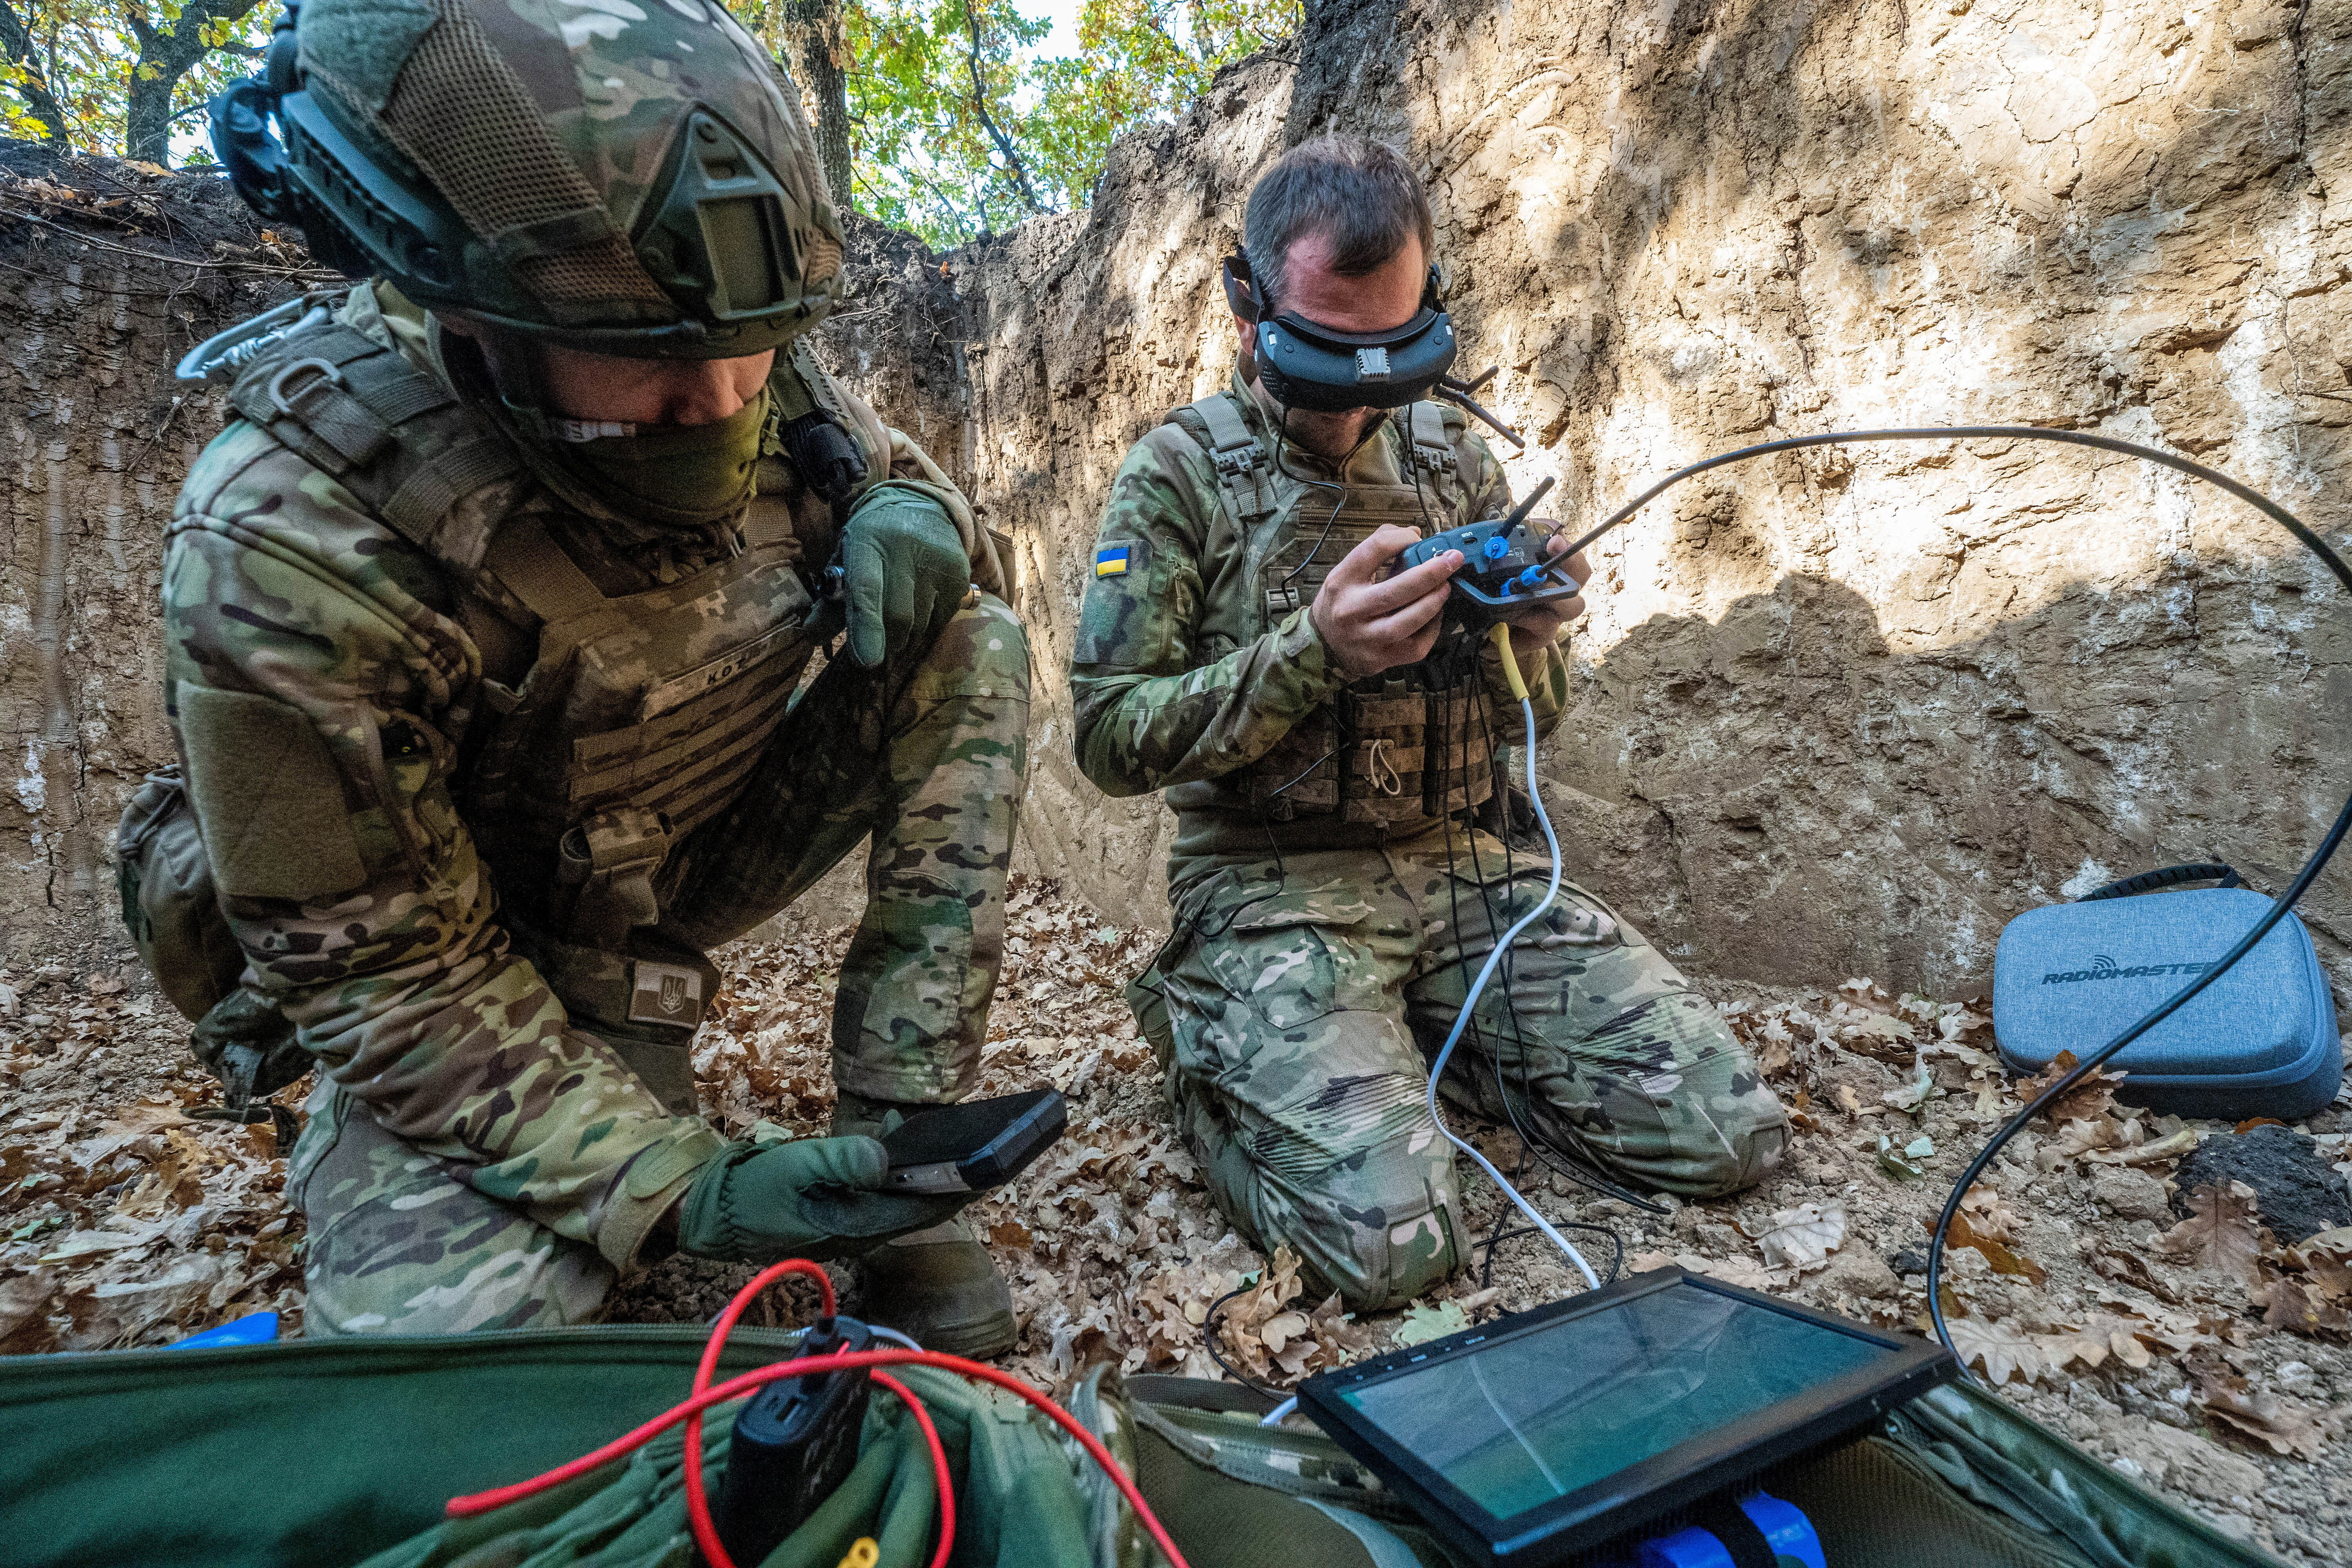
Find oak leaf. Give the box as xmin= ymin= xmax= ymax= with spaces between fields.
xmin=1947 ymin=1316 xmax=2047 ymax=1385
xmin=2156 ymin=1182 xmax=2267 ymax=1287
xmin=1929 ymin=1212 xmax=2049 ymax=1287
xmin=2189 ymin=1355 xmax=2343 ymax=1458
xmin=1394 ymin=1299 xmax=1468 ymax=1347
xmin=2017 ymin=1050 xmax=2126 ymax=1124
xmin=1748 ymin=1201 xmax=1845 ymax=1271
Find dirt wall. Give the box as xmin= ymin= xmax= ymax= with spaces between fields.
xmin=11 ymin=0 xmax=2352 ymax=1003
xmin=952 ymin=0 xmax=2352 ymax=999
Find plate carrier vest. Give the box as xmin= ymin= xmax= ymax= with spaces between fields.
xmin=172 ymin=306 xmax=851 ymax=1111
xmin=1174 ymin=392 xmax=1498 ymax=829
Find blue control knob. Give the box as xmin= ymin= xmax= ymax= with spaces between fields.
xmin=1515 ymin=565 xmax=1548 ymax=589
xmin=1482 ymin=535 xmax=1511 ymax=562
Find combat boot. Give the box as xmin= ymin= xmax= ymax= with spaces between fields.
xmin=831 ymin=1089 xmax=1018 ymax=1359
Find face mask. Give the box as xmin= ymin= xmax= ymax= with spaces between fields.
xmin=541 ymin=386 xmax=771 ymax=528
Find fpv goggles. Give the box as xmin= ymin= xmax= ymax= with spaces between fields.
xmin=1224 ymin=251 xmax=1459 ymax=412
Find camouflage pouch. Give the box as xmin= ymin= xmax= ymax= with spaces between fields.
xmin=116 ymin=768 xmax=245 ymax=1025
xmin=114 ymin=768 xmax=308 ymax=1115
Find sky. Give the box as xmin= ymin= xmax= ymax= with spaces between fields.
xmin=1032 ymin=0 xmax=1083 ymax=56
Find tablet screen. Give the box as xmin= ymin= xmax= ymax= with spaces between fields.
xmin=1336 ymin=1281 xmax=1892 ymax=1521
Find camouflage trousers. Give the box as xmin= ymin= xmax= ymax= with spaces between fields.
xmin=1132 ymin=829 xmax=1787 ymax=1312
xmin=291 ymin=594 xmax=1030 ymax=1335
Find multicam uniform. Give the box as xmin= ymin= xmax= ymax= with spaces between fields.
xmin=162 ymin=281 xmax=1027 ymax=1332
xmin=1073 ymin=371 xmax=1786 ymax=1310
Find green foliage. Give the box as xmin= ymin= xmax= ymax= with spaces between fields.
xmin=1 ymin=0 xmax=270 ymax=160
xmin=777 ymin=0 xmax=1299 ymax=249
xmin=4 ymin=0 xmax=1297 ymax=247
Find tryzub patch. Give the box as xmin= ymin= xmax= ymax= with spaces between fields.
xmin=1095 ymin=543 xmax=1139 ymax=577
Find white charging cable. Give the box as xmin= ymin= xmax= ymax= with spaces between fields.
xmin=1419 ymin=627 xmax=1600 ymax=1292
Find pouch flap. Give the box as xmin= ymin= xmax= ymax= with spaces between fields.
xmin=1991 ymin=888 xmax=2330 ymax=1080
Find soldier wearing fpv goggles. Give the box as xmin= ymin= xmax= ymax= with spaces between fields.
xmin=1073 ymin=136 xmax=1789 ymax=1310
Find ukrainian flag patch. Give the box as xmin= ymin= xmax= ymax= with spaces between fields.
xmin=1095 ymin=544 xmax=1134 ymax=577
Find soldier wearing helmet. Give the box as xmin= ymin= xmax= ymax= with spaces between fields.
xmin=126 ymin=0 xmax=1026 ymax=1353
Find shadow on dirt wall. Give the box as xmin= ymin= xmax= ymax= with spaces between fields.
xmin=1545 ymin=568 xmax=2352 ymax=1002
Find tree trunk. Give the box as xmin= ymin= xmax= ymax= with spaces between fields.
xmin=0 ymin=0 xmax=70 ymax=145
xmin=780 ymin=0 xmax=853 ymax=211
xmin=122 ymin=0 xmax=263 ymax=165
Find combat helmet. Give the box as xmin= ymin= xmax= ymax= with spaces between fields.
xmin=210 ymin=0 xmax=840 ymax=358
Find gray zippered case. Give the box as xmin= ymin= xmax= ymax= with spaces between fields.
xmin=1993 ymin=882 xmax=2343 ymax=1120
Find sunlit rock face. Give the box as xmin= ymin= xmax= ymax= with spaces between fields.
xmin=938 ymin=0 xmax=2352 ymax=998
xmin=10 ymin=0 xmax=2352 ymax=1004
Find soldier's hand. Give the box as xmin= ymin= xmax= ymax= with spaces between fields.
xmin=839 ymin=492 xmax=970 ymax=669
xmin=1498 ymin=523 xmax=1588 ymax=667
xmin=1310 ymin=524 xmax=1462 ymax=681
xmin=672 ymin=1132 xmax=967 ymax=1264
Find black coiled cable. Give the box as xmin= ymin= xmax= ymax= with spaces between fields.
xmin=1553 ymin=424 xmax=2352 ymax=1373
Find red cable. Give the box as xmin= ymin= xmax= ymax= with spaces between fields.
xmin=680 ymin=1259 xmax=838 ymax=1568
xmin=870 ymin=1371 xmax=955 ymax=1568
xmin=445 ymin=1348 xmax=1192 ymax=1568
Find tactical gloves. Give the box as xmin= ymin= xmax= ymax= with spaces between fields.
xmin=673 ymin=1129 xmax=968 ymax=1264
xmin=838 ymin=491 xmax=969 ymax=668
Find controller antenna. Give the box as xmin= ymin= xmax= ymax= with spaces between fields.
xmin=1436 ymin=374 xmax=1526 ymax=450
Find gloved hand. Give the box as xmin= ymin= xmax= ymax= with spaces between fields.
xmin=838 ymin=490 xmax=969 ymax=668
xmin=672 ymin=1132 xmax=969 ymax=1264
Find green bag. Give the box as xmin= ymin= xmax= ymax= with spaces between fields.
xmin=0 ymin=1327 xmax=2286 ymax=1568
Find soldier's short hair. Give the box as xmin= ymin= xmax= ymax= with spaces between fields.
xmin=1243 ymin=135 xmax=1435 ymax=317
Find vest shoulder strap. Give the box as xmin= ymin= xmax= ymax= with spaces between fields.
xmin=478 ymin=515 xmax=610 ymax=626
xmin=1170 ymin=393 xmax=1275 ymax=522
xmin=227 ymin=322 xmax=526 ymax=574
xmin=1405 ymin=400 xmax=1461 ymax=483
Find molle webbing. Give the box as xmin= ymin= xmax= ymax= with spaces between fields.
xmin=1188 ymin=394 xmax=1276 ymax=523
xmin=1243 ymin=677 xmax=1497 ymax=827
xmin=227 ymin=323 xmax=524 ymax=572
xmin=463 ymin=514 xmax=812 ymax=853
xmin=564 ymin=628 xmax=801 ymax=836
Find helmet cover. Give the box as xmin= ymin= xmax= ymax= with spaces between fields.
xmin=237 ymin=0 xmax=842 ymax=357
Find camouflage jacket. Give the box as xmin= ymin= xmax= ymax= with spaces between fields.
xmin=161 ymin=281 xmax=977 ymax=1272
xmin=1070 ymin=368 xmax=1572 ymax=858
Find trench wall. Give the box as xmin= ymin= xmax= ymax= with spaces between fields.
xmin=9 ymin=0 xmax=2352 ymax=1002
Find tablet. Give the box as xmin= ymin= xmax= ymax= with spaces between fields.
xmin=878 ymin=1089 xmax=1066 ymax=1194
xmin=1296 ymin=1267 xmax=1956 ymax=1564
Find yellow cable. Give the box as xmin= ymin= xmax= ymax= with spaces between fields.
xmin=835 ymin=1540 xmax=880 ymax=1568
xmin=1487 ymin=620 xmax=1528 ymax=702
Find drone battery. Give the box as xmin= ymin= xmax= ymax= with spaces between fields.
xmin=1613 ymin=1493 xmax=1825 ymax=1568
xmin=711 ymin=1317 xmax=875 ymax=1566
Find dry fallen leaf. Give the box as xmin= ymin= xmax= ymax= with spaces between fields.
xmin=2256 ymin=1271 xmax=2352 ymax=1340
xmin=1947 ymin=1316 xmax=2047 ymax=1385
xmin=1959 ymin=1181 xmax=2020 ymax=1242
xmin=1931 ymin=1212 xmax=2049 ymax=1287
xmin=1394 ymin=1299 xmax=1468 ymax=1347
xmin=2091 ymin=1246 xmax=2181 ymax=1304
xmin=1749 ymin=1201 xmax=1846 ymax=1271
xmin=2017 ymin=1051 xmax=2127 ymax=1124
xmin=2189 ymin=1353 xmax=2343 ymax=1458
xmin=2157 ymin=1182 xmax=2267 ymax=1288
xmin=2080 ymin=1128 xmax=2198 ymax=1166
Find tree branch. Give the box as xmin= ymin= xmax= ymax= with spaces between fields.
xmin=0 ymin=0 xmax=71 ymax=145
xmin=122 ymin=0 xmax=263 ymax=165
xmin=961 ymin=0 xmax=1046 ymax=215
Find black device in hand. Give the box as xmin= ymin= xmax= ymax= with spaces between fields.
xmin=1399 ymin=476 xmax=1578 ymax=622
xmin=712 ymin=1316 xmax=877 ymax=1565
xmin=879 ymin=1088 xmax=1067 ymax=1195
